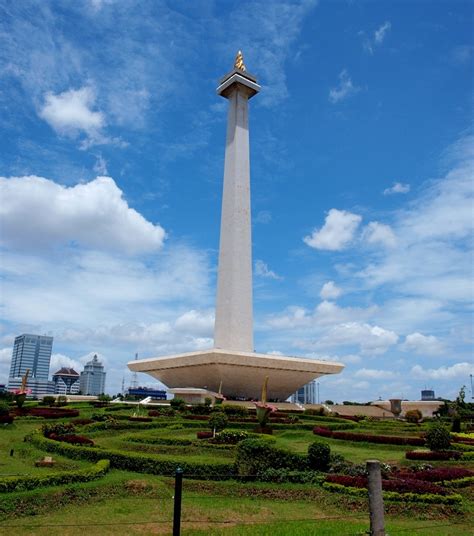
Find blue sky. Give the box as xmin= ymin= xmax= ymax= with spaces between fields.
xmin=0 ymin=0 xmax=472 ymax=401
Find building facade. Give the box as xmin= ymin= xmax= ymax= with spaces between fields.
xmin=52 ymin=368 xmax=80 ymax=395
xmin=7 ymin=334 xmax=54 ymax=397
xmin=290 ymin=380 xmax=318 ymax=405
xmin=80 ymin=354 xmax=106 ymax=395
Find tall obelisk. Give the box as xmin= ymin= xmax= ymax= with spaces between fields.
xmin=214 ymin=51 xmax=260 ymax=353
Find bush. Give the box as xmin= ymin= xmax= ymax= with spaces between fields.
xmin=451 ymin=416 xmax=461 ymax=433
xmin=211 ymin=431 xmax=248 ymax=444
xmin=189 ymin=404 xmax=212 ymax=415
xmin=148 ymin=408 xmax=175 ymax=417
xmin=197 ymin=431 xmax=213 ymax=440
xmin=425 ymin=422 xmax=451 ymax=451
xmin=170 ymin=398 xmax=186 ymax=411
xmin=313 ymin=427 xmax=425 ymax=446
xmin=308 ymin=441 xmax=331 ymax=471
xmin=0 ymin=460 xmax=110 ymax=493
xmin=0 ymin=402 xmax=10 ymax=416
xmin=235 ymin=439 xmax=307 ymax=476
xmin=399 ymin=467 xmax=472 ymax=483
xmin=50 ymin=434 xmax=94 ymax=446
xmin=223 ymin=405 xmax=249 ymax=418
xmin=258 ymin=468 xmax=324 ymax=484
xmin=41 ymin=396 xmax=56 ymax=407
xmin=29 ymin=407 xmax=79 ymax=419
xmin=56 ymin=395 xmax=68 ymax=407
xmin=42 ymin=422 xmax=75 ymax=438
xmin=209 ymin=412 xmax=228 ymax=433
xmin=405 ymin=410 xmax=422 ymax=424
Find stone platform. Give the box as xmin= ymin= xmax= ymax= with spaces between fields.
xmin=127 ymin=349 xmax=343 ymax=401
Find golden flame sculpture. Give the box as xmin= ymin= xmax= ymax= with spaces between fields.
xmin=234 ymin=50 xmax=246 ymax=71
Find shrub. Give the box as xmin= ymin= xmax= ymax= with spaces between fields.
xmin=406 ymin=450 xmax=461 ymax=461
xmin=0 ymin=460 xmax=110 ymax=493
xmin=425 ymin=422 xmax=451 ymax=451
xmin=308 ymin=441 xmax=331 ymax=471
xmin=148 ymin=408 xmax=175 ymax=417
xmin=128 ymin=416 xmax=152 ymax=422
xmin=51 ymin=434 xmax=94 ymax=446
xmin=313 ymin=427 xmax=425 ymax=446
xmin=189 ymin=404 xmax=212 ymax=415
xmin=223 ymin=405 xmax=249 ymax=418
xmin=399 ymin=467 xmax=472 ymax=483
xmin=71 ymin=418 xmax=94 ymax=426
xmin=0 ymin=402 xmax=10 ymax=416
xmin=41 ymin=396 xmax=56 ymax=407
xmin=56 ymin=395 xmax=68 ymax=407
xmin=235 ymin=438 xmax=307 ymax=476
xmin=209 ymin=412 xmax=228 ymax=433
xmin=29 ymin=407 xmax=79 ymax=419
xmin=204 ymin=397 xmax=212 ymax=407
xmin=211 ymin=431 xmax=248 ymax=444
xmin=258 ymin=468 xmax=324 ymax=484
xmin=170 ymin=398 xmax=186 ymax=411
xmin=451 ymin=416 xmax=461 ymax=433
xmin=325 ymin=474 xmax=448 ymax=495
xmin=42 ymin=422 xmax=75 ymax=437
xmin=197 ymin=431 xmax=213 ymax=440
xmin=405 ymin=410 xmax=422 ymax=424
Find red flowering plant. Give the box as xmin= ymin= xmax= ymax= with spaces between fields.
xmin=13 ymin=369 xmax=32 ymax=409
xmin=254 ymin=376 xmax=277 ymax=429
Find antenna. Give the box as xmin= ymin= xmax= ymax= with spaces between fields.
xmin=131 ymin=353 xmax=139 ymax=390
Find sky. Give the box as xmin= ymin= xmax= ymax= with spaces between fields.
xmin=0 ymin=0 xmax=473 ymax=402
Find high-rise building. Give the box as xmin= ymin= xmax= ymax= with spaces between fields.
xmin=80 ymin=354 xmax=106 ymax=395
xmin=7 ymin=334 xmax=54 ymax=397
xmin=421 ymin=389 xmax=435 ymax=401
xmin=52 ymin=368 xmax=80 ymax=395
xmin=291 ymin=380 xmax=318 ymax=405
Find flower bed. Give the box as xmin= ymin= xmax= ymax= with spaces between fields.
xmin=197 ymin=431 xmax=213 ymax=440
xmin=49 ymin=433 xmax=94 ymax=446
xmin=325 ymin=474 xmax=448 ymax=495
xmin=27 ymin=408 xmax=80 ymax=419
xmin=313 ymin=427 xmax=425 ymax=446
xmin=397 ymin=467 xmax=473 ymax=483
xmin=405 ymin=450 xmax=462 ymax=460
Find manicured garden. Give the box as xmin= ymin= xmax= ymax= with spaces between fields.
xmin=0 ymin=399 xmax=473 ymax=534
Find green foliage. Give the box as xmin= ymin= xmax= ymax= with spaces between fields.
xmin=56 ymin=395 xmax=68 ymax=407
xmin=0 ymin=460 xmax=110 ymax=493
xmin=204 ymin=397 xmax=212 ymax=407
xmin=451 ymin=415 xmax=461 ymax=433
xmin=462 ymin=451 xmax=474 ymax=460
xmin=209 ymin=412 xmax=228 ymax=433
xmin=257 ymin=468 xmax=325 ymax=484
xmin=170 ymin=398 xmax=186 ymax=411
xmin=189 ymin=404 xmax=212 ymax=415
xmin=211 ymin=430 xmax=248 ymax=444
xmin=235 ymin=438 xmax=307 ymax=476
xmin=41 ymin=422 xmax=75 ymax=437
xmin=307 ymin=441 xmax=331 ymax=471
xmin=41 ymin=396 xmax=56 ymax=407
xmin=405 ymin=409 xmax=422 ymax=423
xmin=425 ymin=422 xmax=451 ymax=451
xmin=0 ymin=402 xmax=10 ymax=416
xmin=98 ymin=394 xmax=111 ymax=402
xmin=222 ymin=405 xmax=249 ymax=417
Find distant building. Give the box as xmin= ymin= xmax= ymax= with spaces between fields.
xmin=7 ymin=334 xmax=54 ymax=397
xmin=80 ymin=354 xmax=106 ymax=395
xmin=52 ymin=368 xmax=80 ymax=395
xmin=127 ymin=387 xmax=166 ymax=400
xmin=290 ymin=380 xmax=317 ymax=405
xmin=421 ymin=389 xmax=435 ymax=401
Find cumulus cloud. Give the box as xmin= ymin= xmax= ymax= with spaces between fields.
xmin=355 ymin=368 xmax=398 ymax=379
xmin=255 ymin=260 xmax=282 ymax=280
xmin=328 ymin=70 xmax=360 ymax=104
xmin=320 ymin=281 xmax=342 ymax=300
xmin=50 ymin=353 xmax=82 ymax=373
xmin=0 ymin=175 xmax=166 ymax=254
xmin=304 ymin=209 xmax=362 ymax=250
xmin=363 ymin=222 xmax=397 ymax=248
xmin=175 ymin=310 xmax=215 ymax=337
xmin=401 ymin=332 xmax=445 ymax=355
xmin=411 ymin=362 xmax=473 ymax=380
xmin=383 ymin=182 xmax=410 ymax=195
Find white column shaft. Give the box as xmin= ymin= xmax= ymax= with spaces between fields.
xmin=214 ymin=87 xmax=253 ymax=352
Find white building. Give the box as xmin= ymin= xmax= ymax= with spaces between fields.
xmin=80 ymin=354 xmax=106 ymax=395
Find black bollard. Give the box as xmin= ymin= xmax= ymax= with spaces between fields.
xmin=173 ymin=467 xmax=183 ymax=536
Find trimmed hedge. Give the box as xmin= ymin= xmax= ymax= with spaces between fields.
xmin=0 ymin=459 xmax=110 ymax=493
xmin=406 ymin=450 xmax=462 ymax=461
xmin=322 ymin=482 xmax=462 ymax=505
xmin=313 ymin=427 xmax=425 ymax=446
xmin=398 ymin=467 xmax=473 ymax=483
xmin=28 ymin=432 xmax=235 ymax=479
xmin=325 ymin=474 xmax=448 ymax=495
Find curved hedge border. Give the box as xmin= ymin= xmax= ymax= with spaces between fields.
xmin=405 ymin=450 xmax=462 ymax=461
xmin=0 ymin=459 xmax=110 ymax=493
xmin=28 ymin=432 xmax=235 ymax=480
xmin=313 ymin=427 xmax=424 ymax=446
xmin=322 ymin=482 xmax=462 ymax=505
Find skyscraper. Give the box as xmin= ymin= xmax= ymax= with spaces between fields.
xmin=80 ymin=354 xmax=106 ymax=395
xmin=52 ymin=368 xmax=80 ymax=395
xmin=8 ymin=334 xmax=54 ymax=397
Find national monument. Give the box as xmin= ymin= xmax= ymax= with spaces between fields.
xmin=128 ymin=52 xmax=344 ymax=400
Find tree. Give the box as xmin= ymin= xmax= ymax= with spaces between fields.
xmin=209 ymin=412 xmax=228 ymax=434
xmin=425 ymin=422 xmax=451 ymax=451
xmin=170 ymin=397 xmax=186 ymax=411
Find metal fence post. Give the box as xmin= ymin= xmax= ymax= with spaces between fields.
xmin=173 ymin=467 xmax=183 ymax=536
xmin=366 ymin=460 xmax=385 ymax=536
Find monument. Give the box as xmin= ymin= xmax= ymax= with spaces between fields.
xmin=128 ymin=52 xmax=344 ymax=400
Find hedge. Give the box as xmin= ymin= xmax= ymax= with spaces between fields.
xmin=322 ymin=482 xmax=462 ymax=505
xmin=326 ymin=474 xmax=448 ymax=495
xmin=28 ymin=432 xmax=235 ymax=480
xmin=313 ymin=427 xmax=425 ymax=446
xmin=405 ymin=450 xmax=462 ymax=461
xmin=397 ymin=467 xmax=473 ymax=483
xmin=0 ymin=459 xmax=110 ymax=493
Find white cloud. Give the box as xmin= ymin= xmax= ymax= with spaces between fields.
xmin=255 ymin=260 xmax=282 ymax=280
xmin=374 ymin=21 xmax=391 ymax=44
xmin=39 ymin=87 xmax=104 ymax=138
xmin=50 ymin=353 xmax=82 ymax=373
xmin=320 ymin=281 xmax=342 ymax=300
xmin=401 ymin=332 xmax=445 ymax=356
xmin=255 ymin=210 xmax=272 ymax=224
xmin=328 ymin=70 xmax=360 ymax=104
xmin=0 ymin=175 xmax=166 ymax=254
xmin=411 ymin=362 xmax=473 ymax=380
xmin=363 ymin=222 xmax=397 ymax=248
xmin=355 ymin=368 xmax=398 ymax=379
xmin=175 ymin=310 xmax=214 ymax=337
xmin=93 ymin=155 xmax=108 ymax=175
xmin=383 ymin=182 xmax=410 ymax=195
xmin=304 ymin=209 xmax=362 ymax=250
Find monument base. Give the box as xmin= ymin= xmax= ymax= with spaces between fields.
xmin=127 ymin=348 xmax=344 ymax=401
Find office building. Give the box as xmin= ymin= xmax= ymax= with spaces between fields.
xmin=7 ymin=334 xmax=54 ymax=397
xmin=80 ymin=354 xmax=106 ymax=395
xmin=52 ymin=368 xmax=80 ymax=395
